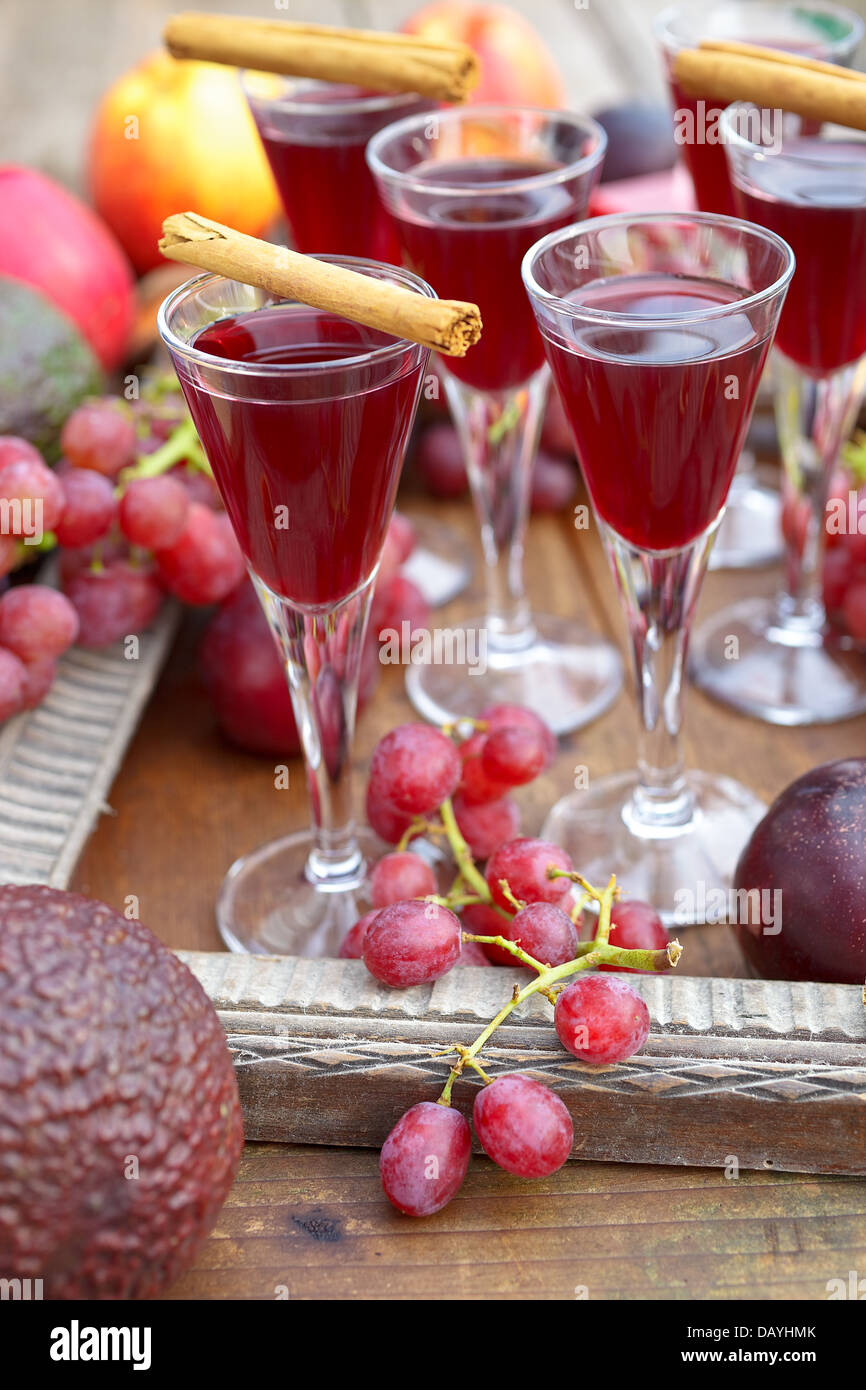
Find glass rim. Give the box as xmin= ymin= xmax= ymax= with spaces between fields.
xmin=719 ymin=100 xmax=866 ymax=165
xmin=653 ymin=0 xmax=865 ymax=56
xmin=365 ymin=103 xmax=608 ymax=198
xmin=157 ymin=259 xmax=437 ymax=378
xmin=521 ymin=210 xmax=796 ymax=329
xmin=239 ymin=69 xmax=428 ymax=116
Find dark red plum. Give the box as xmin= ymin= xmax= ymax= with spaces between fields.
xmin=733 ymin=759 xmax=866 ymax=983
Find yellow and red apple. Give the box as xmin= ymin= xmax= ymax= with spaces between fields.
xmin=88 ymin=53 xmax=280 ymax=276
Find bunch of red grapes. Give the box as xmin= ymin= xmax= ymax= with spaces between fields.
xmin=0 ymin=393 xmax=244 ymax=718
xmin=782 ymin=463 xmax=866 ymax=640
xmin=341 ymin=706 xmax=675 ymax=1218
xmin=0 ymin=388 xmax=432 ymax=739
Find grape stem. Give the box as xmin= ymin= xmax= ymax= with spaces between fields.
xmin=119 ymin=417 xmax=211 ymax=487
xmin=439 ymin=797 xmax=492 ymax=902
xmin=436 ymin=875 xmax=682 ymax=1102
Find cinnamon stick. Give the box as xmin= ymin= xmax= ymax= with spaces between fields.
xmin=164 ymin=12 xmax=480 ymax=102
xmin=159 ymin=213 xmax=482 ymax=358
xmin=700 ymin=38 xmax=866 ymax=87
xmin=673 ymin=46 xmax=866 ymax=132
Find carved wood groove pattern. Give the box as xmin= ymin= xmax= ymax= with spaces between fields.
xmin=180 ymin=952 xmax=866 ymax=1175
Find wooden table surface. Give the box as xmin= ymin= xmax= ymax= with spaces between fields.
xmin=70 ymin=477 xmax=866 ymax=1301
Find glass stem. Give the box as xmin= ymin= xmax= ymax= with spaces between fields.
xmin=443 ymin=366 xmax=549 ymax=652
xmin=253 ymin=573 xmax=374 ymax=887
xmin=601 ymin=522 xmax=718 ymax=830
xmin=773 ymin=352 xmax=866 ymax=627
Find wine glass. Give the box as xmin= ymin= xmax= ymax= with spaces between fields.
xmin=242 ymin=72 xmax=470 ymax=604
xmin=367 ymin=105 xmax=623 ymax=734
xmin=158 ymin=261 xmax=433 ymax=954
xmin=691 ymin=106 xmax=866 ymax=724
xmin=654 ymin=0 xmax=864 ymax=572
xmin=523 ymin=212 xmax=794 ymax=922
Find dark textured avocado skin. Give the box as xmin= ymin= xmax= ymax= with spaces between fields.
xmin=0 ymin=276 xmax=103 ymax=460
xmin=0 ymin=885 xmax=244 ymax=1299
xmin=733 ymin=758 xmax=866 ymax=983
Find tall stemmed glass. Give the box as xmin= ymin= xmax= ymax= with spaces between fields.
xmin=242 ymin=73 xmax=468 ymax=603
xmin=691 ymin=107 xmax=866 ymax=724
xmin=524 ymin=213 xmax=794 ymax=922
xmin=367 ymin=105 xmax=623 ymax=734
xmin=655 ymin=1 xmax=863 ymax=571
xmin=158 ymin=263 xmax=432 ymax=955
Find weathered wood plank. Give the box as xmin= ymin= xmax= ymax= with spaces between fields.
xmin=179 ymin=950 xmax=866 ymax=1175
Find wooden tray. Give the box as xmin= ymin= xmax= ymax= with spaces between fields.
xmin=0 ymin=599 xmax=180 ymax=888
xmin=181 ymin=950 xmax=866 ymax=1177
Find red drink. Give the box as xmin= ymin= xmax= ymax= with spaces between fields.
xmin=390 ymin=157 xmax=583 ymax=392
xmin=732 ymin=140 xmax=866 ymax=374
xmin=540 ymin=274 xmax=772 ymax=550
xmin=176 ymin=304 xmax=426 ymax=606
xmin=665 ymin=42 xmax=823 ymax=216
xmin=247 ymin=84 xmax=425 ymax=262
xmin=655 ymin=0 xmax=861 ymax=216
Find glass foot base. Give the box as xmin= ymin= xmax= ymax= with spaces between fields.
xmin=708 ymin=468 xmax=782 ymax=571
xmin=404 ymin=612 xmax=623 ymax=735
xmin=403 ymin=516 xmax=472 ymax=607
xmin=541 ymin=770 xmax=767 ymax=927
xmin=690 ymin=596 xmax=866 ymax=726
xmin=216 ymin=826 xmax=384 ymax=956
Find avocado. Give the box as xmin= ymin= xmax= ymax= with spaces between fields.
xmin=0 ymin=885 xmax=244 ymax=1298
xmin=0 ymin=276 xmax=103 ymax=461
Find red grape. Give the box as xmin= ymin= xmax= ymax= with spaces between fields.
xmin=482 ymin=725 xmax=551 ymax=786
xmin=379 ymin=1101 xmax=471 ymax=1216
xmin=822 ymin=545 xmax=854 ymax=612
xmin=485 ymin=837 xmax=573 ymax=912
xmin=368 ymin=723 xmax=461 ymax=817
xmin=363 ymin=900 xmax=461 ymax=987
xmin=54 ymin=469 xmax=116 ymax=548
xmin=120 ymin=475 xmax=190 ymax=550
xmin=461 ymin=901 xmax=512 ymax=943
xmin=338 ymin=910 xmax=380 ymax=960
xmin=387 ymin=511 xmax=416 ymax=565
xmin=415 ymin=423 xmax=469 ymax=499
xmin=370 ymin=851 xmax=437 ymax=909
xmin=198 ymin=582 xmax=300 ymax=756
xmin=481 ymin=702 xmax=556 ymax=762
xmin=452 ymin=791 xmax=520 ymax=861
xmin=554 ymin=975 xmax=651 ymax=1065
xmin=0 ymin=536 xmax=19 ymax=578
xmin=64 ymin=560 xmax=162 ymax=648
xmin=473 ymin=1074 xmax=573 ymax=1177
xmin=0 ymin=586 xmax=79 ymax=661
xmin=483 ymin=901 xmax=578 ymax=968
xmin=19 ymin=656 xmax=56 ymax=710
xmin=457 ymin=731 xmax=511 ymax=806
xmin=365 ymin=781 xmax=412 ymax=844
xmin=60 ymin=400 xmax=136 ymax=476
xmin=0 ymin=437 xmax=44 ymax=471
xmin=600 ymin=899 xmax=669 ymax=973
xmin=843 ymin=504 xmax=866 ymax=566
xmin=173 ymin=463 xmax=222 ymax=510
xmin=371 ymin=573 xmax=431 ymax=642
xmin=155 ymin=503 xmax=245 ymax=605
xmin=0 ymin=646 xmax=25 ymax=720
xmin=0 ymin=443 xmax=66 ymax=535
xmin=842 ymin=581 xmax=866 ymax=641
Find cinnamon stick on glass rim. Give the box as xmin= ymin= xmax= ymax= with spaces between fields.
xmin=673 ymin=44 xmax=866 ymax=132
xmin=699 ymin=38 xmax=866 ymax=86
xmin=159 ymin=213 xmax=482 ymax=358
xmin=164 ymin=12 xmax=480 ymax=102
